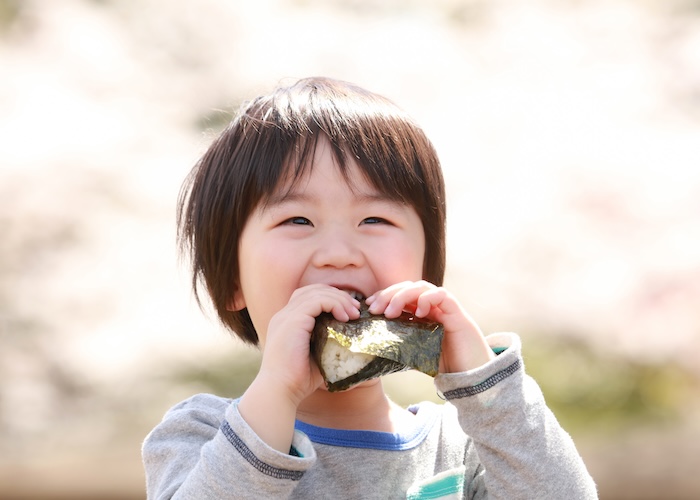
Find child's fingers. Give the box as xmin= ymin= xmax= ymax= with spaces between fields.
xmin=368 ymin=282 xmax=467 ymax=327
xmin=368 ymin=281 xmax=437 ymax=318
xmin=413 ymin=287 xmax=448 ymax=318
xmin=366 ymin=281 xmax=414 ymax=315
xmin=324 ymin=288 xmax=362 ymax=322
xmin=289 ymin=284 xmax=361 ymax=322
xmin=387 ymin=283 xmax=451 ymax=319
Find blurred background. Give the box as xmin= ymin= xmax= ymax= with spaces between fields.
xmin=1 ymin=0 xmax=699 ymax=498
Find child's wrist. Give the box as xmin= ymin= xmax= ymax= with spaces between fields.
xmin=249 ymin=371 xmax=306 ymax=409
xmin=441 ymin=337 xmax=496 ymax=373
xmin=238 ymin=375 xmax=299 ymax=453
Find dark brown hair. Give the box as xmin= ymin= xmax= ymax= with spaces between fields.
xmin=178 ymin=77 xmax=446 ymax=345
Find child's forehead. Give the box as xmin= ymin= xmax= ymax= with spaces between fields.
xmin=269 ymin=158 xmax=382 ymax=202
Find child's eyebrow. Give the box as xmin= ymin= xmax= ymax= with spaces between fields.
xmin=356 ymin=193 xmax=404 ymax=206
xmin=263 ymin=191 xmax=309 ymax=208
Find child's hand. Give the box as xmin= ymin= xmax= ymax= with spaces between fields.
xmin=258 ymin=284 xmax=361 ymax=406
xmin=366 ymin=281 xmax=495 ymax=373
xmin=238 ymin=284 xmax=360 ymax=452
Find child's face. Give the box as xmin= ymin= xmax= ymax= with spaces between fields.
xmin=232 ymin=136 xmax=426 ymax=347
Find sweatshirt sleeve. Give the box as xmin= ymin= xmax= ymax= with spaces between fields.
xmin=434 ymin=333 xmax=598 ymax=500
xmin=142 ymin=394 xmax=316 ymax=500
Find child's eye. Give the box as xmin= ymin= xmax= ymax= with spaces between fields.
xmin=362 ymin=217 xmax=389 ymax=225
xmin=285 ymin=216 xmax=313 ymax=226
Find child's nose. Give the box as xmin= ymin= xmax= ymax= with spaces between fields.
xmin=311 ymin=227 xmax=364 ymax=269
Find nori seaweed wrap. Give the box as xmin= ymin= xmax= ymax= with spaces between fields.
xmin=311 ymin=304 xmax=444 ymax=392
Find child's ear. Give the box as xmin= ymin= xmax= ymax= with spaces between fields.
xmin=226 ymin=289 xmax=246 ymax=311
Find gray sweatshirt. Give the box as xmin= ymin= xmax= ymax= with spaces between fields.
xmin=142 ymin=333 xmax=597 ymax=499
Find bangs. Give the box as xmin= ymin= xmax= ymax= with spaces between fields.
xmin=249 ymin=80 xmax=434 ymax=211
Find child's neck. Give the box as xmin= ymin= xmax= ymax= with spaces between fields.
xmin=295 ymin=380 xmax=412 ymax=433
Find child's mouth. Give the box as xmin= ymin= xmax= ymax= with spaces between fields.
xmin=342 ymin=289 xmax=365 ymax=302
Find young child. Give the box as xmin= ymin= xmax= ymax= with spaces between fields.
xmin=142 ymin=77 xmax=597 ymax=499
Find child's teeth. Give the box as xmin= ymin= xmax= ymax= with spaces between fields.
xmin=346 ymin=290 xmax=364 ymax=301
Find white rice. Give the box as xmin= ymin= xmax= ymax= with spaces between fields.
xmin=320 ymin=337 xmax=375 ymax=383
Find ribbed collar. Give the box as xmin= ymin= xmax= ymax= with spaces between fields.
xmin=294 ymin=401 xmax=440 ymax=451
